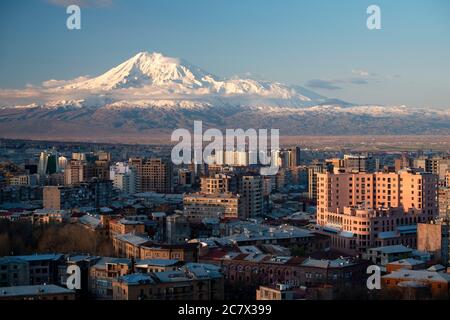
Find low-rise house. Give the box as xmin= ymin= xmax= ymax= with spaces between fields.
xmin=109 ymin=218 xmax=146 ymax=237
xmin=363 ymin=245 xmax=414 ymax=266
xmin=32 ymin=209 xmax=70 ymax=224
xmin=256 ymin=283 xmax=306 ymax=300
xmin=89 ymin=257 xmax=132 ymax=299
xmin=386 ymin=258 xmax=426 ymax=272
xmin=382 ymin=269 xmax=450 ymax=299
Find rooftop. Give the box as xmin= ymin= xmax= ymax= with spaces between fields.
xmin=93 ymin=257 xmax=132 ymax=268
xmin=118 ymin=273 xmax=155 ymax=285
xmin=13 ymin=253 xmax=64 ymax=262
xmin=301 ymin=257 xmax=355 ymax=269
xmin=135 ymin=259 xmax=180 ymax=267
xmin=79 ymin=214 xmax=101 ymax=228
xmin=182 ymin=263 xmax=223 ymax=279
xmin=387 ymin=258 xmax=424 ymax=267
xmin=383 ymin=270 xmax=450 ymax=282
xmin=370 ymin=245 xmax=413 ymax=255
xmin=0 ymin=285 xmax=74 ymax=297
xmin=152 ymin=271 xmax=192 ymax=283
xmin=114 ymin=233 xmax=150 ymax=246
xmin=117 ymin=218 xmax=144 ymax=225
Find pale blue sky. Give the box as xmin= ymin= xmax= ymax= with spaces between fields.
xmin=0 ymin=0 xmax=449 ymax=107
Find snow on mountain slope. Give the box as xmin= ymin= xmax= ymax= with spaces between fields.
xmin=0 ymin=51 xmax=449 ymax=138
xmin=39 ymin=51 xmax=327 ymax=105
xmin=63 ymin=52 xmax=211 ymax=90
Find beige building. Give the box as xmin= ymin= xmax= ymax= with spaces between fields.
xmin=32 ymin=209 xmax=70 ymax=224
xmin=438 ymin=187 xmax=450 ymax=218
xmin=9 ymin=174 xmax=38 ymax=186
xmin=239 ymin=175 xmax=263 ymax=218
xmin=417 ymin=222 xmax=449 ymax=265
xmin=64 ymin=159 xmax=95 ymax=185
xmin=43 ymin=186 xmax=63 ymax=210
xmin=130 ymin=158 xmax=173 ymax=193
xmin=183 ymin=192 xmax=242 ymax=221
xmin=256 ymin=284 xmax=303 ymax=300
xmin=109 ymin=219 xmax=146 ymax=237
xmin=112 ymin=233 xmax=198 ymax=262
xmin=89 ymin=257 xmax=132 ymax=299
xmin=200 ymin=174 xmax=232 ymax=194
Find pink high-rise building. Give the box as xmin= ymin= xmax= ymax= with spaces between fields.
xmin=314 ymin=169 xmax=438 ymax=254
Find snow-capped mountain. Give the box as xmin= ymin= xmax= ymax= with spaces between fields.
xmin=0 ymin=51 xmax=449 ymax=141
xmin=40 ymin=51 xmax=328 ymax=106
xmin=62 ymin=52 xmax=212 ymax=90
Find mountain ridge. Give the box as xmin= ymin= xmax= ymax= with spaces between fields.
xmin=0 ymin=51 xmax=449 ymax=138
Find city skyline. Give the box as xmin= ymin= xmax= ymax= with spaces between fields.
xmin=0 ymin=0 xmax=449 ymax=306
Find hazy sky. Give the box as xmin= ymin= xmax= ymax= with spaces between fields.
xmin=0 ymin=0 xmax=449 ymax=108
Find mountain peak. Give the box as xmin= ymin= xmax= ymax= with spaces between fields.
xmin=65 ymin=51 xmax=208 ymax=90
xmin=54 ymin=51 xmax=327 ymax=105
xmin=130 ymin=51 xmax=180 ymax=65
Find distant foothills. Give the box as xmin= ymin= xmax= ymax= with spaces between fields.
xmin=0 ymin=52 xmax=449 ymax=141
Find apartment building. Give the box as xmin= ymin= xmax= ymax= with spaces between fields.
xmin=238 ymin=174 xmax=263 ymax=218
xmin=112 ymin=265 xmax=224 ymax=300
xmin=308 ymin=163 xmax=331 ymax=200
xmin=0 ymin=257 xmax=29 ymax=287
xmin=200 ymin=174 xmax=234 ymax=194
xmin=129 ymin=158 xmax=173 ymax=193
xmin=108 ymin=218 xmax=146 ymax=237
xmin=317 ymin=170 xmax=438 ymax=219
xmin=89 ymin=257 xmax=132 ymax=299
xmin=43 ymin=180 xmax=114 ymax=210
xmin=315 ymin=169 xmax=438 ymax=253
xmin=183 ymin=192 xmax=242 ymax=221
xmin=201 ymin=250 xmax=367 ymax=289
xmin=112 ymin=233 xmax=198 ymax=262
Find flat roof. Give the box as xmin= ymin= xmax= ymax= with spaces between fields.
xmin=114 ymin=233 xmax=149 ymax=246
xmin=13 ymin=254 xmax=64 ymax=262
xmin=119 ymin=273 xmax=155 ymax=285
xmin=153 ymin=271 xmax=191 ymax=283
xmin=383 ymin=270 xmax=450 ymax=282
xmin=0 ymin=285 xmax=74 ymax=297
xmin=370 ymin=245 xmax=413 ymax=254
xmin=135 ymin=259 xmax=180 ymax=267
xmin=388 ymin=258 xmax=424 ymax=266
xmin=301 ymin=257 xmax=355 ymax=268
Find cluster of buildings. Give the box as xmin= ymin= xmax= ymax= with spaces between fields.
xmin=0 ymin=143 xmax=449 ymax=300
xmin=0 ymin=253 xmax=223 ymax=300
